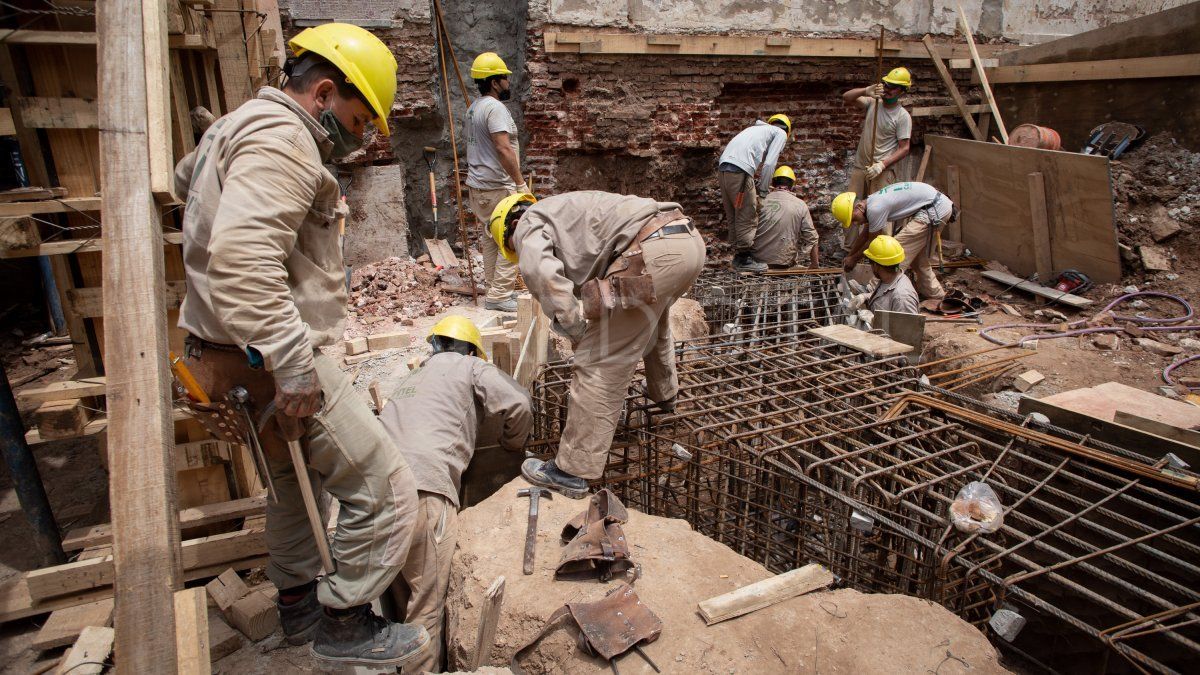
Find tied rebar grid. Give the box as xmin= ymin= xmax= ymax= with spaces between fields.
xmin=690 ymin=269 xmax=847 ymax=336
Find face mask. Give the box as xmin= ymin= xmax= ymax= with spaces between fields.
xmin=319 ymin=107 xmax=364 ymax=159
xmin=883 ymin=96 xmax=900 ymax=104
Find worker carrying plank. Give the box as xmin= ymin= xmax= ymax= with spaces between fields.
xmin=717 ymin=113 xmax=791 ymax=272
xmin=490 ymin=191 xmax=706 ymax=498
xmin=857 ymin=235 xmax=920 ymax=314
xmin=840 ymin=67 xmax=913 ymax=249
xmin=466 ymin=51 xmax=529 ymax=312
xmin=379 ymin=316 xmax=532 ymax=673
xmin=753 ymin=166 xmax=820 ymax=269
xmin=173 ymin=23 xmax=429 ymax=668
xmin=834 ymin=181 xmax=952 ymax=301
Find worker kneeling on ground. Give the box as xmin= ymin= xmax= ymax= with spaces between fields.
xmin=491 ymin=191 xmax=706 ymax=498
xmin=717 ymin=113 xmax=791 ymax=272
xmin=380 ymin=316 xmax=532 ymax=673
xmin=174 ymin=23 xmax=429 ymax=667
xmin=834 ymin=181 xmax=953 ymax=300
xmin=754 ymin=166 xmax=820 ymax=269
xmin=857 ymin=235 xmax=919 ymax=314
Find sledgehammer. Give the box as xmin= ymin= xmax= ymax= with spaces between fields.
xmin=517 ymin=487 xmax=552 ymax=575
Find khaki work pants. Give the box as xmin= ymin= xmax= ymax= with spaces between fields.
xmin=185 ymin=346 xmax=418 ymax=609
xmin=894 ymin=200 xmax=951 ymax=300
xmin=469 ymin=186 xmax=520 ymax=303
xmin=556 ymin=228 xmax=707 ymax=480
xmin=843 ymin=165 xmax=899 ymax=249
xmin=719 ymin=170 xmax=757 ymax=254
xmin=390 ymin=492 xmax=458 ymax=674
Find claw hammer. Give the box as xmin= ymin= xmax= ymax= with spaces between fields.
xmin=517 ymin=487 xmax=552 ymax=575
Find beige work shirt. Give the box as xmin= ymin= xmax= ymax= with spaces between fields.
xmin=512 ymin=191 xmax=684 ymax=338
xmin=174 ymin=87 xmax=348 ymax=378
xmin=753 ymin=189 xmax=818 ymax=267
xmin=379 ymin=352 xmax=532 ymax=507
xmin=854 ymin=98 xmax=912 ymax=169
xmin=868 ymin=273 xmax=920 ymax=314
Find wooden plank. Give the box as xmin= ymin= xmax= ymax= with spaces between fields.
xmin=168 ymin=33 xmax=215 ymax=50
xmin=0 ymin=45 xmax=51 ymax=188
xmin=212 ymin=0 xmax=251 ymax=110
xmin=926 ymin=135 xmax=1120 ymax=283
xmin=698 ymin=563 xmax=834 ymax=626
xmin=1000 ymin=3 xmax=1200 ymax=67
xmin=174 ymin=588 xmax=210 ymax=675
xmin=871 ymin=310 xmax=925 ymax=358
xmin=31 ymin=599 xmax=114 ymax=651
xmin=468 ymin=576 xmax=505 ymax=670
xmin=1027 ymin=172 xmax=1053 ymax=283
xmin=911 ymin=103 xmax=989 ymax=118
xmin=984 ymin=54 xmax=1200 ymax=84
xmin=204 ymin=569 xmax=248 ymax=613
xmin=147 ymin=0 xmax=177 ymax=202
xmin=943 ymin=163 xmax=962 ymax=245
xmin=980 ymin=270 xmax=1093 ymax=308
xmin=808 ymin=324 xmax=913 ymax=357
xmin=921 ymin=35 xmax=983 ymax=142
xmin=915 ymin=147 xmax=932 ymax=183
xmin=0 ymin=30 xmax=96 ymax=45
xmin=0 ymin=187 xmax=68 ymax=203
xmin=26 ymin=407 xmax=193 ymax=445
xmin=62 ymin=496 xmax=267 ymax=551
xmin=0 ymin=107 xmax=13 ymax=136
xmin=15 ymin=97 xmax=97 ymax=129
xmin=168 ymin=52 xmax=196 ymax=166
xmin=67 ymin=280 xmax=187 ymax=318
xmin=226 ymin=590 xmax=278 ymax=640
xmin=1113 ymin=410 xmax=1200 ymax=450
xmin=957 ymin=5 xmax=1008 ymax=143
xmin=54 ymin=626 xmax=113 ymax=675
xmin=0 ymin=197 xmax=101 ymax=217
xmin=0 ymin=216 xmax=39 ymax=249
xmin=34 ymin=399 xmax=91 ymax=440
xmin=207 ymin=613 xmax=242 ymax=662
xmin=0 ymin=230 xmax=184 ymax=259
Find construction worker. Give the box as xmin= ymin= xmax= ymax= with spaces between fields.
xmin=380 ymin=316 xmax=532 ymax=673
xmin=717 ymin=114 xmax=791 ymax=272
xmin=753 ymin=166 xmax=819 ymax=269
xmin=841 ymin=67 xmax=913 ymax=249
xmin=173 ymin=24 xmax=428 ymax=667
xmin=490 ymin=191 xmax=706 ymax=498
xmin=466 ymin=52 xmax=527 ymax=312
xmin=861 ymin=235 xmax=919 ymax=313
xmin=833 ymin=181 xmax=951 ymax=300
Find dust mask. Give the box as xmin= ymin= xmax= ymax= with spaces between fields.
xmin=320 ymin=108 xmax=364 ymax=159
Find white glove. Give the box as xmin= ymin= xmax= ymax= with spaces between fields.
xmin=514 ymin=181 xmax=530 ymax=195
xmin=865 ymin=83 xmax=884 ymax=99
xmin=865 ymin=161 xmax=885 ymax=181
xmin=849 ymin=292 xmax=870 ymax=311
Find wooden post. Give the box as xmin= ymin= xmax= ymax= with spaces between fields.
xmin=945 ymin=165 xmax=962 ymax=242
xmin=173 ymin=588 xmax=210 ymax=675
xmin=1028 ymin=172 xmax=1054 ymax=282
xmin=921 ymin=35 xmax=983 ymax=142
xmin=98 ymin=0 xmax=183 ymax=670
xmin=469 ymin=576 xmax=505 ymax=670
xmin=956 ymin=4 xmax=1009 ymax=143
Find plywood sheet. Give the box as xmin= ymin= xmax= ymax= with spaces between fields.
xmin=1031 ymin=382 xmax=1200 ymax=429
xmin=926 ymin=135 xmax=1120 ymax=283
xmin=808 ymin=325 xmax=912 ymax=357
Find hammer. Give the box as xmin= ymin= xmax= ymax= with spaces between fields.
xmin=517 ymin=487 xmax=552 ymax=575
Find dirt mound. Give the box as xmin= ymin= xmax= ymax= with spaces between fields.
xmin=1111 ymin=134 xmax=1200 ymax=279
xmin=446 ymin=477 xmax=1009 ymax=674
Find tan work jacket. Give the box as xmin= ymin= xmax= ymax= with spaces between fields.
xmin=174 ymin=87 xmax=348 ymax=378
xmin=869 ymin=273 xmax=920 ymax=314
xmin=512 ymin=191 xmax=684 ymax=338
xmin=378 ymin=352 xmax=532 ymax=507
xmin=753 ymin=189 xmax=817 ymax=267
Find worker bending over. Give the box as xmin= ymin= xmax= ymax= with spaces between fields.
xmin=490 ymin=191 xmax=706 ymax=497
xmin=753 ymin=166 xmax=819 ymax=269
xmin=860 ymin=235 xmax=919 ymax=313
xmin=834 ymin=181 xmax=952 ymax=300
xmin=466 ymin=52 xmax=527 ymax=312
xmin=717 ymin=114 xmax=791 ymax=272
xmin=174 ymin=24 xmax=427 ymax=667
xmin=841 ymin=67 xmax=913 ymax=248
xmin=380 ymin=316 xmax=532 ymax=673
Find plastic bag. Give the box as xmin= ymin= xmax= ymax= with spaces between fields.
xmin=950 ymin=481 xmax=1004 ymax=534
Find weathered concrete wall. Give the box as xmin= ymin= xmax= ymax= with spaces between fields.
xmin=345 ymin=165 xmax=409 ymax=266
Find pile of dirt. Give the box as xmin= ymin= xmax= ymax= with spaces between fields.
xmin=1111 ymin=134 xmax=1199 ymax=278
xmin=446 ymin=477 xmax=1009 ymax=674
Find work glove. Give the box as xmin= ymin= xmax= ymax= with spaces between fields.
xmin=514 ymin=181 xmax=530 ymax=195
xmin=274 ymin=368 xmax=323 ymax=419
xmin=849 ymin=292 xmax=870 ymax=311
xmin=865 ymin=83 xmax=884 ymax=99
xmin=865 ymin=161 xmax=885 ymax=181
xmin=551 ymin=317 xmax=587 ymax=346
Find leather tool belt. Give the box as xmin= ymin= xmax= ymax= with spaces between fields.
xmin=556 ymin=489 xmax=637 ymax=582
xmin=580 ymin=209 xmax=690 ymax=321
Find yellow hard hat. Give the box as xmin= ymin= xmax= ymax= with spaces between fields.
xmin=289 ymin=23 xmax=398 ymax=136
xmin=882 ymin=67 xmax=912 ymax=88
xmin=428 ymin=315 xmax=488 ymax=361
xmin=831 ymin=192 xmax=856 ymax=228
xmin=766 ymin=113 xmax=792 ymax=135
xmin=772 ymin=165 xmax=796 ymax=183
xmin=490 ymin=192 xmax=537 ymax=263
xmin=864 ymin=235 xmax=906 ymax=266
xmin=470 ymin=52 xmax=512 ymax=80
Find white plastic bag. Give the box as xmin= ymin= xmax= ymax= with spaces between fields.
xmin=950 ymin=481 xmax=1004 ymax=534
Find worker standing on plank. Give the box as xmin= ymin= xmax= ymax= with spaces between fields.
xmin=466 ymin=52 xmax=528 ymax=313
xmin=380 ymin=316 xmax=532 ymax=674
xmin=717 ymin=114 xmax=791 ymax=272
xmin=490 ymin=191 xmax=706 ymax=498
xmin=753 ymin=166 xmax=820 ymax=269
xmin=861 ymin=235 xmax=920 ymax=313
xmin=834 ymin=181 xmax=952 ymax=300
xmin=173 ymin=23 xmax=428 ymax=668
xmin=840 ymin=67 xmax=913 ymax=249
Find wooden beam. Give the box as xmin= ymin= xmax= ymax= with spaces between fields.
xmin=62 ymin=496 xmax=267 ymax=552
xmin=981 ymin=270 xmax=1093 ymax=308
xmin=212 ymin=0 xmax=252 ymax=110
xmin=808 ymin=325 xmax=913 ymax=357
xmin=0 ymin=231 xmax=183 ymax=259
xmin=0 ymin=30 xmax=96 ymax=45
xmin=0 ymin=46 xmax=50 ymax=188
xmin=911 ymin=103 xmax=989 ymax=118
xmin=945 ymin=165 xmax=962 ymax=242
xmin=922 ymin=35 xmax=983 ymax=142
xmin=0 ymin=107 xmax=14 ymax=136
xmin=698 ymin=563 xmax=835 ymax=625
xmin=67 ymin=281 xmax=187 ymax=318
xmin=0 ymin=197 xmax=101 ymax=217
xmin=25 ymin=406 xmax=193 ymax=445
xmin=984 ymin=53 xmax=1200 ymax=84
xmin=14 ymin=98 xmax=98 ymax=130
xmin=169 ymin=33 xmax=215 ymax=50
xmin=957 ymin=4 xmax=1008 ymax=143
xmin=34 ymin=399 xmax=91 ymax=440
xmin=1027 ymin=172 xmax=1054 ymax=283
xmin=174 ymin=588 xmax=210 ymax=675
xmin=146 ymin=0 xmax=177 ymax=202
xmin=468 ymin=576 xmax=505 ymax=670
xmin=55 ymin=626 xmax=113 ymax=675
xmin=31 ymin=598 xmax=115 ymax=651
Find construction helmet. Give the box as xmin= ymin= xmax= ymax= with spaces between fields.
xmin=864 ymin=235 xmax=906 ymax=266
xmin=428 ymin=315 xmax=488 ymax=361
xmin=766 ymin=113 xmax=792 ymax=135
xmin=490 ymin=192 xmax=537 ymax=263
xmin=289 ymin=23 xmax=399 ymax=136
xmin=772 ymin=166 xmax=796 ymax=183
xmin=882 ymin=67 xmax=912 ymax=88
xmin=471 ymin=52 xmax=512 ymax=80
xmin=831 ymin=192 xmax=857 ymax=228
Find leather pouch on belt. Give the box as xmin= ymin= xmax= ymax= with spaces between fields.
xmin=611 ymin=274 xmax=656 ymax=309
xmin=580 ymin=277 xmax=616 ymax=322
xmin=557 ymin=489 xmax=636 ymax=582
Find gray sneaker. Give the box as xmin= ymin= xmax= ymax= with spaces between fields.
xmin=484 ymin=298 xmax=518 ymax=312
xmin=310 ymin=605 xmax=429 ymax=667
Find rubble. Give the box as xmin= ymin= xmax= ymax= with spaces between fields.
xmin=346 ymin=255 xmax=483 ymax=337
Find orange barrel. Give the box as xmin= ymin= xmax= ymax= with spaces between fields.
xmin=1008 ymin=124 xmax=1062 ymax=150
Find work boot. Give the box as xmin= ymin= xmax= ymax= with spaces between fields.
xmin=278 ymin=585 xmax=323 ymax=645
xmin=485 ymin=297 xmax=518 ymax=312
xmin=732 ymin=253 xmax=768 ymax=273
xmin=653 ymin=394 xmax=678 ymax=414
xmin=310 ymin=605 xmax=430 ymax=667
xmin=522 ymin=457 xmax=589 ymax=499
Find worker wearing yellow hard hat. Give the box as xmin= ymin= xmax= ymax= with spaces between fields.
xmin=861 ymin=235 xmax=920 ymax=314
xmin=465 ymin=51 xmax=528 ymax=312
xmin=839 ymin=65 xmax=913 ymax=249
xmin=379 ymin=314 xmax=531 ymax=674
xmin=753 ymin=166 xmax=820 ymax=269
xmin=174 ymin=23 xmax=429 ymax=668
xmin=717 ymin=113 xmax=792 ymax=272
